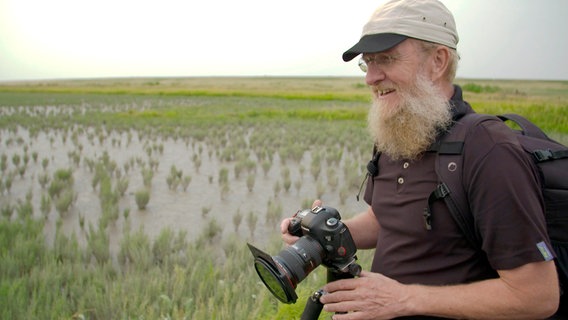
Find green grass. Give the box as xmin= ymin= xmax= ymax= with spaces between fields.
xmin=1 ymin=214 xmax=367 ymax=319
xmin=0 ymin=77 xmax=374 ymax=102
xmin=0 ymin=77 xmax=566 ymax=319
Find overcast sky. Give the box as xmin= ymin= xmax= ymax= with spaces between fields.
xmin=1 ymin=0 xmax=567 ymax=81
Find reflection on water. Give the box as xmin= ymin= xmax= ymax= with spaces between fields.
xmin=0 ymin=122 xmax=369 ymax=258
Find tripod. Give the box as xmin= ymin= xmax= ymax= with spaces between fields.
xmin=300 ymin=263 xmax=362 ymax=320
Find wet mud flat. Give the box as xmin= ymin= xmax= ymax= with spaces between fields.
xmin=0 ymin=95 xmax=371 ymax=258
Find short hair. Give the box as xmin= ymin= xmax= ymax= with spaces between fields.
xmin=416 ymin=40 xmax=460 ymax=82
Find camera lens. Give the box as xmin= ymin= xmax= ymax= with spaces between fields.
xmin=253 ymin=258 xmax=291 ymax=303
xmin=249 ymin=236 xmax=324 ymax=304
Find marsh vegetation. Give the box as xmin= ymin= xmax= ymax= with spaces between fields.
xmin=0 ymin=77 xmax=567 ymax=319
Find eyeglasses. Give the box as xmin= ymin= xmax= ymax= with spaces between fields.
xmin=358 ymin=53 xmax=400 ymax=73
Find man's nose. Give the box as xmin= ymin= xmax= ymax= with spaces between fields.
xmin=365 ymin=64 xmax=386 ymax=86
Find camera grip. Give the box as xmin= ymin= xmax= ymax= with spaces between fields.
xmin=288 ymin=217 xmax=303 ymax=237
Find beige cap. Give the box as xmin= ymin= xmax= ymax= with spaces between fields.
xmin=343 ymin=0 xmax=459 ymax=61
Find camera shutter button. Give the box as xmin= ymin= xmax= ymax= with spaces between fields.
xmin=326 ymin=218 xmax=338 ymax=227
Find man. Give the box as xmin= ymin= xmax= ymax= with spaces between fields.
xmin=281 ymin=0 xmax=560 ymax=319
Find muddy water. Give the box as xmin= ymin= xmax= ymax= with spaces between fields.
xmin=1 ymin=124 xmax=369 ymax=256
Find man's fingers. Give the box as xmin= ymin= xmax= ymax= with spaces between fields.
xmin=322 ymin=278 xmax=359 ymax=294
xmin=280 ymin=217 xmax=290 ymax=234
xmin=312 ymin=199 xmax=323 ymax=208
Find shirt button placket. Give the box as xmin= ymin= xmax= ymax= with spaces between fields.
xmin=396 ymin=162 xmax=408 ymax=191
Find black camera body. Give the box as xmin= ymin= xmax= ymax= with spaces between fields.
xmin=248 ymin=206 xmax=358 ymax=304
xmin=288 ymin=206 xmax=357 ymax=272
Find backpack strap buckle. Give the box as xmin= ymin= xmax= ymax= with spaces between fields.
xmin=423 ymin=183 xmax=451 ymax=231
xmin=533 ymin=149 xmax=553 ymax=162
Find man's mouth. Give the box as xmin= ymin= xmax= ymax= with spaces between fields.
xmin=378 ymin=88 xmax=395 ymax=96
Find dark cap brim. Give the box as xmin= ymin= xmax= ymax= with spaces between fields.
xmin=342 ymin=33 xmax=408 ymax=62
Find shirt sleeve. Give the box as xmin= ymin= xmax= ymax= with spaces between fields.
xmin=463 ymin=119 xmax=552 ymax=270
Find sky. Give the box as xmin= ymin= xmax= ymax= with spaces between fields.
xmin=1 ymin=0 xmax=567 ymax=81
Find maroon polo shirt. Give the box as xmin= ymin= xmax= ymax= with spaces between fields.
xmin=363 ymin=86 xmax=552 ymax=285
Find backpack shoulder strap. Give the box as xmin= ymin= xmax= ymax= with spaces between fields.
xmin=357 ymin=149 xmax=381 ymax=202
xmin=425 ymin=113 xmax=500 ymax=249
xmin=498 ymin=113 xmax=550 ymax=140
xmin=499 ymin=113 xmax=568 ymax=162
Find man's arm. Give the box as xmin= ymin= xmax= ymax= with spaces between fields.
xmin=321 ymin=260 xmax=559 ymax=319
xmin=410 ymin=260 xmax=559 ymax=319
xmin=343 ymin=206 xmax=380 ymax=250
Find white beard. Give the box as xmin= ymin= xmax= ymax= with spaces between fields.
xmin=367 ymin=74 xmax=453 ymax=161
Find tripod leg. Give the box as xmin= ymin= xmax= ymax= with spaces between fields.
xmin=300 ymin=264 xmax=362 ymax=319
xmin=300 ymin=290 xmax=325 ymax=320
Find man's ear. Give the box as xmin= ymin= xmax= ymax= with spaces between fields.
xmin=430 ymin=45 xmax=451 ymax=82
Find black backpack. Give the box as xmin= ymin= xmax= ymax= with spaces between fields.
xmin=424 ymin=113 xmax=568 ymax=313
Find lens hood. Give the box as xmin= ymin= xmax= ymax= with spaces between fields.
xmin=247 ymin=243 xmax=298 ymax=304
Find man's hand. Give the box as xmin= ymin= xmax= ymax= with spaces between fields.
xmin=319 ymin=261 xmax=559 ymax=319
xmin=320 ymin=271 xmax=410 ymax=320
xmin=280 ymin=217 xmax=300 ymax=245
xmin=280 ymin=200 xmax=322 ymax=245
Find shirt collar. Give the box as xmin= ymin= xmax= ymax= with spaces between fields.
xmin=449 ymin=85 xmax=475 ymax=121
